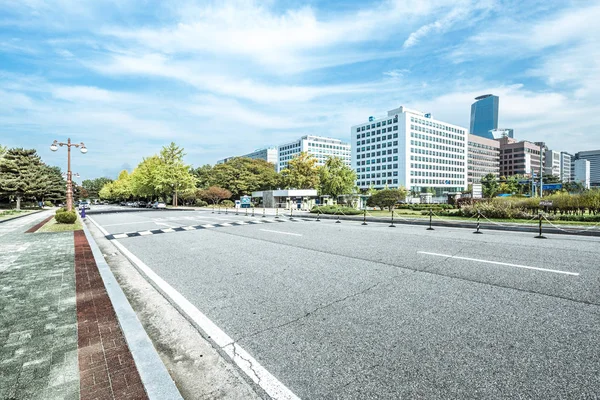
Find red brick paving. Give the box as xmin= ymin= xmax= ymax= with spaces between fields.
xmin=74 ymin=230 xmax=149 ymax=400
xmin=25 ymin=215 xmax=53 ymax=233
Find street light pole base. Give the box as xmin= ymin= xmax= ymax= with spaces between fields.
xmin=534 ymin=235 xmax=547 ymax=239
xmin=426 ymin=227 xmax=435 ymax=231
xmin=473 ymin=231 xmax=483 ymax=234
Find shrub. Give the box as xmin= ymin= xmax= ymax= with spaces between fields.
xmin=310 ymin=205 xmax=362 ymax=215
xmin=195 ymin=199 xmax=208 ymax=207
xmin=55 ymin=210 xmax=77 ymax=224
xmin=44 ymin=201 xmax=54 ymax=207
xmin=220 ymin=200 xmax=235 ymax=208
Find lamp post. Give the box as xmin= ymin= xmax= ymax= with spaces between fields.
xmin=50 ymin=138 xmax=87 ymax=212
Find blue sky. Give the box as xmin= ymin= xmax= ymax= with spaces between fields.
xmin=1 ymin=0 xmax=598 ymax=180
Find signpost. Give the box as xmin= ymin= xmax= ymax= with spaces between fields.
xmin=540 ymin=200 xmax=553 ymax=207
xmin=240 ymin=195 xmax=251 ymax=209
xmin=472 ymin=184 xmax=483 ymax=199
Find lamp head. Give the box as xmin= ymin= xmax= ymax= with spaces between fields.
xmin=50 ymin=143 xmax=58 ymax=152
xmin=80 ymin=146 xmax=88 ymax=154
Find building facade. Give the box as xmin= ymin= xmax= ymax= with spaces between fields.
xmin=496 ymin=137 xmax=542 ymax=177
xmin=574 ymin=150 xmax=600 ymax=188
xmin=470 ymin=94 xmax=499 ymax=139
xmin=574 ymin=159 xmax=591 ymax=189
xmin=467 ymin=134 xmax=500 ymax=184
xmin=277 ymin=136 xmax=351 ymax=172
xmin=217 ymin=147 xmax=278 ymax=168
xmin=544 ymin=149 xmax=562 ymax=178
xmin=560 ymin=152 xmax=572 ymax=183
xmin=351 ymin=106 xmax=468 ymax=196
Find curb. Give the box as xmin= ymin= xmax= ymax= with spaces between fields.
xmin=81 ymin=222 xmax=183 ymax=400
xmin=0 ymin=209 xmax=44 ymax=224
xmin=87 ymin=208 xmax=195 ymax=216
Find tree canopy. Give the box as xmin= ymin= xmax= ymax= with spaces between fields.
xmin=367 ymin=188 xmax=408 ymax=211
xmin=318 ymin=156 xmax=356 ymax=198
xmin=280 ymin=152 xmax=319 ymax=189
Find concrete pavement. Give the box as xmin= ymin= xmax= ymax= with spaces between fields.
xmin=88 ymin=209 xmax=600 ymax=399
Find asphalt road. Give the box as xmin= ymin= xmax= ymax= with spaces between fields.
xmin=90 ymin=209 xmax=600 ymax=399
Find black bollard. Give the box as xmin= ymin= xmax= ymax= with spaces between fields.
xmin=427 ymin=209 xmax=435 ymax=231
xmin=262 ymin=208 xmax=266 ymax=218
xmin=389 ymin=209 xmax=396 ymax=227
xmin=225 ymin=207 xmax=228 ymax=215
xmin=245 ymin=207 xmax=248 ymax=217
xmin=362 ymin=209 xmax=367 ymax=225
xmin=235 ymin=207 xmax=239 ymax=215
xmin=316 ymin=211 xmax=320 ymax=222
xmin=275 ymin=208 xmax=279 ymax=219
xmin=252 ymin=207 xmax=255 ymax=217
xmin=218 ymin=206 xmax=221 ymax=214
xmin=290 ymin=208 xmax=294 ymax=221
xmin=212 ymin=206 xmax=214 ymax=214
xmin=534 ymin=212 xmax=547 ymax=239
xmin=336 ymin=214 xmax=341 ymax=224
xmin=473 ymin=211 xmax=483 ymax=234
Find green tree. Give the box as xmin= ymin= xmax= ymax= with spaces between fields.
xmin=130 ymin=156 xmax=162 ymax=200
xmin=155 ymin=143 xmax=196 ymax=206
xmin=0 ymin=145 xmax=6 ymax=158
xmin=192 ymin=164 xmax=214 ymax=189
xmin=318 ymin=156 xmax=357 ymax=200
xmin=0 ymin=148 xmax=48 ymax=209
xmin=40 ymin=165 xmax=66 ymax=203
xmin=279 ymin=152 xmax=319 ymax=189
xmin=82 ymin=177 xmax=113 ymax=199
xmin=367 ymin=188 xmax=408 ymax=211
xmin=210 ymin=157 xmax=278 ymax=198
xmin=112 ymin=170 xmax=133 ymax=201
xmin=481 ymin=173 xmax=499 ymax=198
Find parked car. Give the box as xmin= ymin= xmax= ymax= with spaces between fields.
xmin=120 ymin=201 xmax=127 ymax=206
xmin=146 ymin=202 xmax=154 ymax=208
xmin=137 ymin=201 xmax=147 ymax=208
xmin=79 ymin=201 xmax=90 ymax=210
xmin=152 ymin=201 xmax=166 ymax=209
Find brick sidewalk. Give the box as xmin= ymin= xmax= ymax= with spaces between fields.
xmin=75 ymin=231 xmax=148 ymax=400
xmin=0 ymin=213 xmax=150 ymax=400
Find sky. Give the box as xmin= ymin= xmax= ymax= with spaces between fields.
xmin=1 ymin=0 xmax=599 ymax=180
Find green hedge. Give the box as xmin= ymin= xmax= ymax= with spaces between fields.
xmin=195 ymin=199 xmax=208 ymax=207
xmin=311 ymin=205 xmax=362 ymax=215
xmin=55 ymin=210 xmax=77 ymax=224
xmin=397 ymin=204 xmax=453 ymax=211
xmin=220 ymin=200 xmax=235 ymax=208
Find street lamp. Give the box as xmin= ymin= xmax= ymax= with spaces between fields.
xmin=50 ymin=138 xmax=87 ymax=211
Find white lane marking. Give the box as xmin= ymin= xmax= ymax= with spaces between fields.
xmin=101 ymin=221 xmax=158 ymax=227
xmin=138 ymin=231 xmax=153 ymax=236
xmin=86 ymin=217 xmax=300 ymax=400
xmin=259 ymin=229 xmax=302 ymax=237
xmin=219 ymin=223 xmax=233 ymax=227
xmin=161 ymin=228 xmax=175 ymax=233
xmin=113 ymin=234 xmax=128 ymax=239
xmin=201 ymin=224 xmax=215 ymax=228
xmin=418 ymin=251 xmax=579 ymax=276
xmin=182 ymin=226 xmax=196 ymax=230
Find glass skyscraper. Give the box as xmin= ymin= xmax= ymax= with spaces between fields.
xmin=470 ymin=94 xmax=499 ymax=139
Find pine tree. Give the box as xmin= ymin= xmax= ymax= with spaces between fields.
xmin=0 ymin=148 xmax=48 ymax=209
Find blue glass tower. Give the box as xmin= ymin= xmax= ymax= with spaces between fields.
xmin=470 ymin=94 xmax=499 ymax=139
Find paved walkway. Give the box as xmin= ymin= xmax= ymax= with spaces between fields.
xmin=0 ymin=211 xmax=149 ymax=400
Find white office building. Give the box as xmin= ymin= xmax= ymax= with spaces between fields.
xmin=277 ymin=135 xmax=351 ymax=172
xmin=574 ymin=159 xmax=591 ymax=189
xmin=575 ymin=150 xmax=600 ymax=188
xmin=560 ymin=152 xmax=572 ymax=183
xmin=544 ymin=149 xmax=562 ymax=178
xmin=217 ymin=147 xmax=278 ymax=167
xmin=351 ymin=106 xmax=468 ymax=196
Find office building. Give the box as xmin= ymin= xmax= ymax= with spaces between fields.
xmin=351 ymin=106 xmax=468 ymax=196
xmin=560 ymin=152 xmax=572 ymax=183
xmin=470 ymin=94 xmax=499 ymax=139
xmin=277 ymin=136 xmax=351 ymax=172
xmin=544 ymin=149 xmax=562 ymax=178
xmin=218 ymin=147 xmax=278 ymax=168
xmin=490 ymin=128 xmax=514 ymax=139
xmin=574 ymin=159 xmax=591 ymax=189
xmin=574 ymin=150 xmax=600 ymax=188
xmin=468 ymin=134 xmax=500 ymax=184
xmin=496 ymin=136 xmax=542 ymax=177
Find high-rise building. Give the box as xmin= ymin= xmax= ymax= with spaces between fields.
xmin=574 ymin=159 xmax=591 ymax=189
xmin=277 ymin=136 xmax=351 ymax=172
xmin=574 ymin=150 xmax=600 ymax=188
xmin=544 ymin=149 xmax=562 ymax=178
xmin=351 ymin=106 xmax=468 ymax=196
xmin=560 ymin=152 xmax=573 ymax=183
xmin=217 ymin=147 xmax=278 ymax=169
xmin=496 ymin=136 xmax=543 ymax=177
xmin=467 ymin=134 xmax=500 ymax=184
xmin=470 ymin=94 xmax=499 ymax=139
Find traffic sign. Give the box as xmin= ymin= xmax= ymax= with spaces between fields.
xmin=540 ymin=200 xmax=553 ymax=207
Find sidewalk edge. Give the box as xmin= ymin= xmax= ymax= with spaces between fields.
xmin=0 ymin=209 xmax=44 ymax=224
xmin=81 ymin=222 xmax=183 ymax=400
